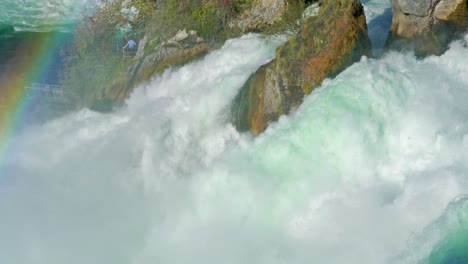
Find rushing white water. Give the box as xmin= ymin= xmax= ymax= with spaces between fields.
xmin=2 ymin=2 xmax=468 ymax=264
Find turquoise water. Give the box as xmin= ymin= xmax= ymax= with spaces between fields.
xmin=1 ymin=1 xmax=468 ymax=263
xmin=0 ymin=0 xmax=85 ymax=32
xmin=430 ymin=231 xmax=468 ymax=264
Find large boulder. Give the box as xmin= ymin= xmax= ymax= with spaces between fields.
xmin=232 ymin=0 xmax=370 ymax=135
xmin=387 ymin=0 xmax=467 ymax=55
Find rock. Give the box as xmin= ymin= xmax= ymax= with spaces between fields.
xmin=387 ymin=0 xmax=467 ymax=55
xmin=435 ymin=0 xmax=468 ymax=27
xmin=166 ymin=29 xmax=205 ymax=48
xmin=229 ymin=0 xmax=287 ymax=32
xmin=231 ymin=0 xmax=370 ymax=135
xmin=303 ymin=2 xmax=322 ymax=19
xmin=135 ymin=35 xmax=148 ymax=59
xmin=169 ymin=29 xmax=189 ymax=42
xmin=128 ymin=43 xmax=212 ymax=88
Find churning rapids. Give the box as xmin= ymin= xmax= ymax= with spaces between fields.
xmin=2 ymin=1 xmax=468 ymax=264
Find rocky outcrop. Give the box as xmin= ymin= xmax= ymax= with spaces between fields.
xmin=88 ymin=0 xmax=294 ymax=110
xmin=229 ymin=0 xmax=287 ymax=32
xmin=387 ymin=0 xmax=467 ymax=55
xmin=232 ymin=0 xmax=370 ymax=135
xmin=135 ymin=35 xmax=148 ymax=59
xmin=83 ymin=0 xmax=335 ymax=112
xmin=91 ymin=30 xmax=214 ymax=106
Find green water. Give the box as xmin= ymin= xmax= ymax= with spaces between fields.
xmin=427 ymin=197 xmax=468 ymax=264
xmin=430 ymin=233 xmax=468 ymax=264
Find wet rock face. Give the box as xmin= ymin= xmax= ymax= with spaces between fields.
xmin=389 ymin=0 xmax=432 ymax=38
xmin=435 ymin=0 xmax=468 ymax=27
xmin=390 ymin=0 xmax=467 ymax=37
xmin=394 ymin=0 xmax=432 ymax=17
xmin=95 ymin=30 xmax=213 ymax=104
xmin=388 ymin=0 xmax=467 ymax=55
xmin=232 ymin=0 xmax=370 ymax=135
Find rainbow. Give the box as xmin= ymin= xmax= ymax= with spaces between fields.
xmin=0 ymin=29 xmax=74 ymax=170
xmin=0 ymin=0 xmax=94 ymax=170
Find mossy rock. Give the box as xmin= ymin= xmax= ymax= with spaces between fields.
xmin=232 ymin=0 xmax=370 ymax=135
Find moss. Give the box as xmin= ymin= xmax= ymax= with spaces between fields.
xmin=259 ymin=0 xmax=325 ymax=37
xmin=191 ymin=1 xmax=226 ymax=40
xmin=231 ymin=0 xmax=254 ymax=14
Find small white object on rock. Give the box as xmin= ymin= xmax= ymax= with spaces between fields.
xmin=170 ymin=29 xmax=189 ymax=42
xmin=303 ymin=3 xmax=321 ymax=19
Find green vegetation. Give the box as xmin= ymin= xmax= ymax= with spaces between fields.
xmin=146 ymin=0 xmax=255 ymax=45
xmin=62 ymin=0 xmax=155 ymax=108
xmin=230 ymin=0 xmax=253 ymax=14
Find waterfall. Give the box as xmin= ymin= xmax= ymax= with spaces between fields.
xmin=1 ymin=1 xmax=468 ymax=263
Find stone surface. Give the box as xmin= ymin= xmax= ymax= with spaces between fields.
xmin=436 ymin=0 xmax=468 ymax=27
xmin=135 ymin=35 xmax=148 ymax=58
xmin=169 ymin=29 xmax=189 ymax=43
xmin=393 ymin=0 xmax=432 ymax=17
xmin=303 ymin=2 xmax=321 ymax=19
xmin=232 ymin=0 xmax=370 ymax=135
xmin=388 ymin=0 xmax=467 ymax=55
xmin=390 ymin=0 xmax=467 ymax=37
